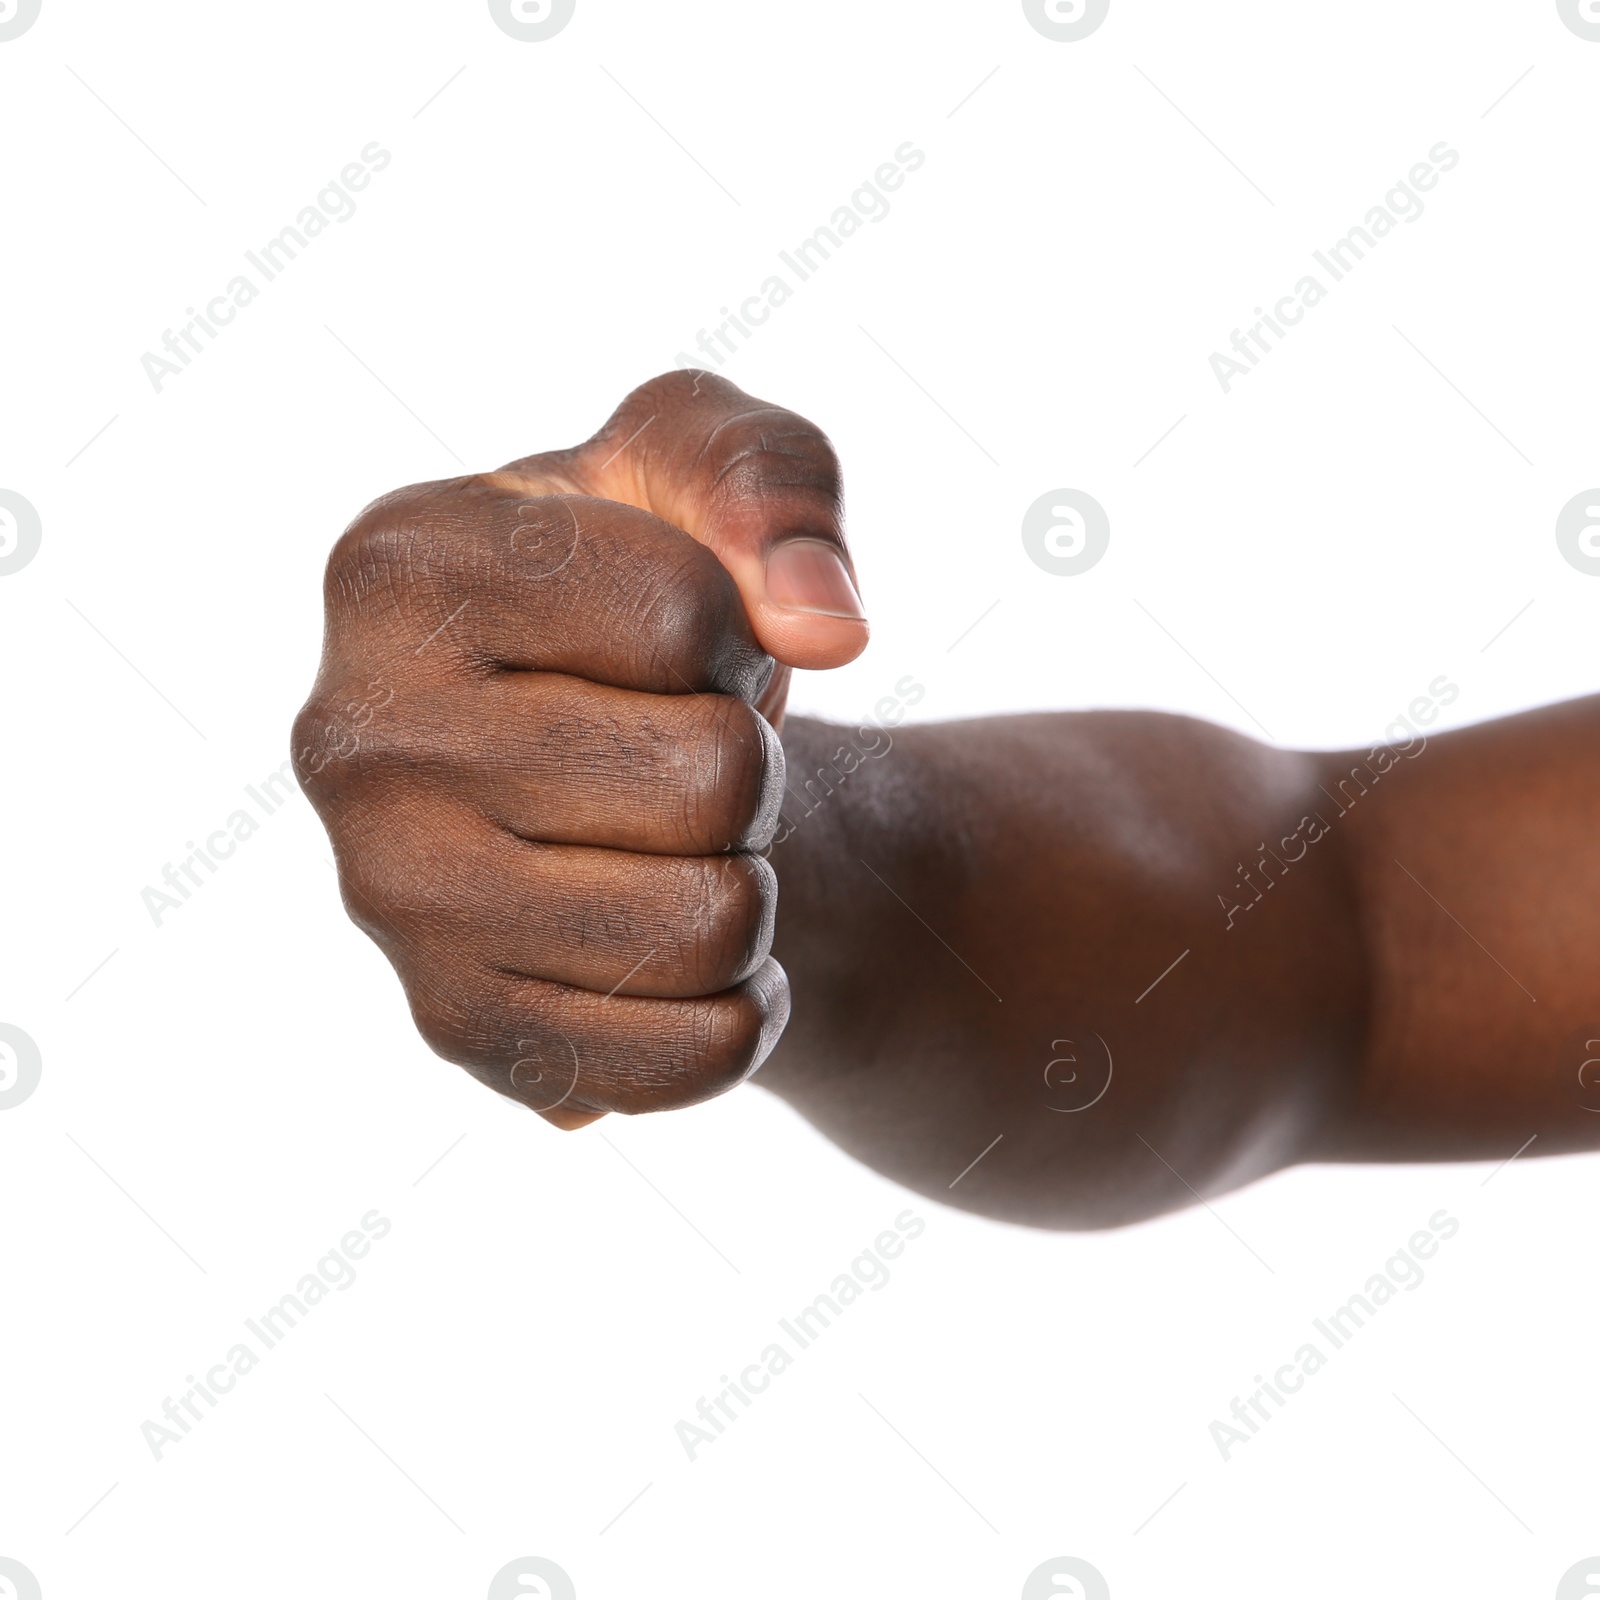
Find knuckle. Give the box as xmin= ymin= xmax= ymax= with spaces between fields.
xmin=323 ymin=478 xmax=492 ymax=610
xmin=334 ymin=683 xmax=491 ymax=799
xmin=608 ymin=370 xmax=736 ymax=435
xmin=338 ymin=712 xmax=436 ymax=789
xmin=290 ymin=695 xmax=337 ymax=797
xmin=324 ymin=805 xmax=480 ymax=956
xmin=634 ymin=540 xmax=747 ymax=675
xmin=704 ymin=406 xmax=842 ymax=509
xmin=672 ymin=854 xmax=775 ymax=992
xmin=677 ymin=696 xmax=773 ymax=850
xmin=619 ymin=374 xmax=842 ymax=504
xmin=409 ymin=979 xmax=544 ymax=1085
xmin=334 ymin=847 xmax=423 ymax=952
xmin=409 ymin=987 xmax=468 ymax=1064
xmin=688 ymin=980 xmax=780 ymax=1096
xmin=292 ymin=674 xmax=400 ymax=796
xmin=325 ymin=494 xmax=419 ymax=600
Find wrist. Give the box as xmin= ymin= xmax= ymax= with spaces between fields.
xmin=760 ymin=715 xmax=904 ymax=1081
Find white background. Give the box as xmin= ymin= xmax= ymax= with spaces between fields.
xmin=3 ymin=2 xmax=1599 ymax=1596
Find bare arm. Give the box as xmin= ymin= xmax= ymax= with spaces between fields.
xmin=295 ymin=372 xmax=1600 ymax=1233
xmin=759 ymin=702 xmax=1600 ymax=1227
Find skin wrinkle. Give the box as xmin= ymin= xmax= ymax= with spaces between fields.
xmin=479 ymin=700 xmax=745 ymax=856
xmin=691 ymin=402 xmax=777 ymax=477
xmin=476 ymin=851 xmax=769 ymax=998
xmin=704 ymin=422 xmax=819 ymax=496
xmin=696 ymin=698 xmax=727 ymax=850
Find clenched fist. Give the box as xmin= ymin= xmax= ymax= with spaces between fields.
xmin=293 ymin=373 xmax=868 ymax=1129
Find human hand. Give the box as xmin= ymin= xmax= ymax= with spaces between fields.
xmin=292 ymin=372 xmax=867 ymax=1128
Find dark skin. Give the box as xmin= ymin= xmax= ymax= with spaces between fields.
xmin=293 ymin=373 xmax=1600 ymax=1230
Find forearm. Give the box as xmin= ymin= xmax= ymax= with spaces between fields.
xmin=762 ymin=712 xmax=1369 ymax=1228
xmin=1311 ymin=694 xmax=1600 ymax=1162
xmin=766 ymin=698 xmax=1600 ymax=1223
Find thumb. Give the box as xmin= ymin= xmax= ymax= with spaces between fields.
xmin=554 ymin=371 xmax=869 ymax=673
